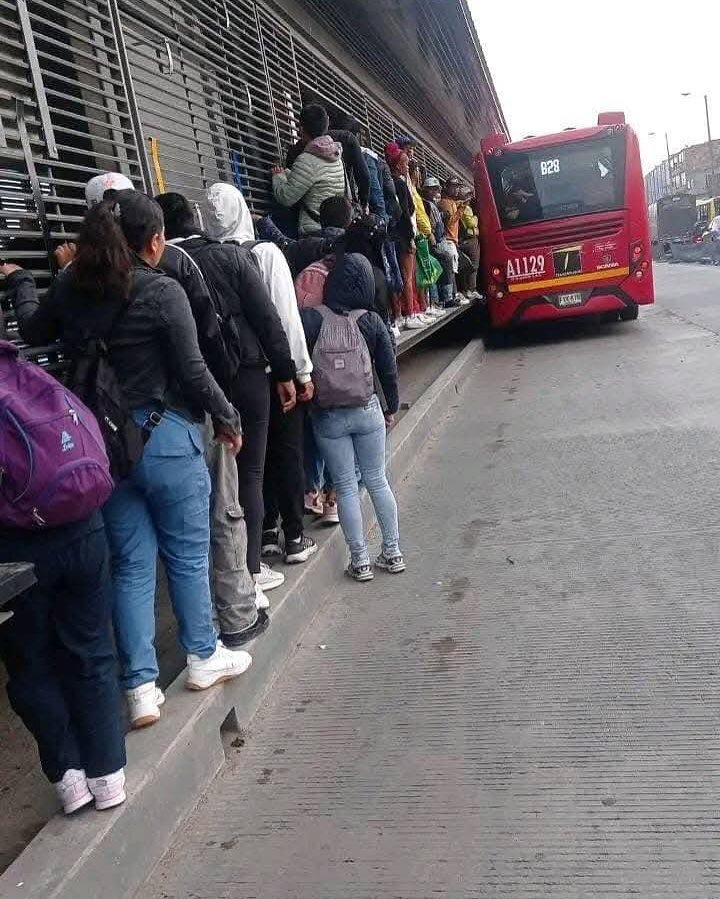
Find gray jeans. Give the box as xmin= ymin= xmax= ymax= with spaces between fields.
xmin=203 ymin=420 xmax=257 ymax=635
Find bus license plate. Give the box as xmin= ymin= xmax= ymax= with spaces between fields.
xmin=557 ymin=292 xmax=583 ymax=308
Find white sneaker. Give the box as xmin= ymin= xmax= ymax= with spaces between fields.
xmin=391 ymin=324 xmax=402 ymax=340
xmin=87 ymin=768 xmax=126 ymax=811
xmin=255 ymin=582 xmax=270 ymax=610
xmin=185 ymin=641 xmax=252 ymax=691
xmin=54 ymin=769 xmax=93 ymax=814
xmin=404 ymin=316 xmax=425 ymax=330
xmin=254 ymin=562 xmax=285 ymax=591
xmin=424 ymin=306 xmax=443 ymax=317
xmin=126 ymin=682 xmax=165 ymax=729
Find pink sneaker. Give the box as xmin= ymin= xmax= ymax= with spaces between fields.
xmin=304 ymin=490 xmax=323 ymax=516
xmin=54 ymin=769 xmax=94 ymax=814
xmin=87 ymin=768 xmax=126 ymax=811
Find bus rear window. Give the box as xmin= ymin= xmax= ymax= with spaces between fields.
xmin=487 ymin=134 xmax=626 ymax=228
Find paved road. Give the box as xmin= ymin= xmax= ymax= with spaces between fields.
xmin=141 ymin=264 xmax=720 ymax=898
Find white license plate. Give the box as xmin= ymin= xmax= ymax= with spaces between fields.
xmin=557 ymin=292 xmax=583 ymax=308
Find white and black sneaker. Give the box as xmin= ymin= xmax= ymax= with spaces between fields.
xmin=261 ymin=528 xmax=282 ymax=557
xmin=346 ymin=561 xmax=374 ymax=582
xmin=285 ymin=534 xmax=318 ymax=564
xmin=375 ymin=552 xmax=407 ymax=574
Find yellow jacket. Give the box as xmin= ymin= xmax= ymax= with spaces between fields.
xmin=410 ymin=183 xmax=432 ymax=238
xmin=460 ymin=203 xmax=479 ymax=238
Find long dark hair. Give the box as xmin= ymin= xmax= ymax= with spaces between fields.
xmin=344 ymin=215 xmax=387 ymax=271
xmin=73 ymin=191 xmax=164 ymax=299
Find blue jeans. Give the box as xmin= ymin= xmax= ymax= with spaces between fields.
xmin=103 ymin=410 xmax=217 ymax=690
xmin=312 ymin=396 xmax=400 ymax=566
xmin=304 ymin=412 xmax=332 ymax=493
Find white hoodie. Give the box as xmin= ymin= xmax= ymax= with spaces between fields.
xmin=204 ymin=183 xmax=312 ymax=383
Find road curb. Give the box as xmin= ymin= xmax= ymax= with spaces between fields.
xmin=0 ymin=338 xmax=485 ymax=899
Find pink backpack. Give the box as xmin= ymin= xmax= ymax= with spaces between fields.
xmin=294 ymin=256 xmax=334 ymax=308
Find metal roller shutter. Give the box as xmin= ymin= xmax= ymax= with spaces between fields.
xmin=118 ymin=0 xmax=280 ymax=212
xmin=255 ymin=8 xmax=301 ymax=164
xmin=0 ymin=0 xmax=143 ymax=365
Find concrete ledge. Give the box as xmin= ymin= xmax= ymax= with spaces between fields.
xmin=0 ymin=339 xmax=485 ymax=899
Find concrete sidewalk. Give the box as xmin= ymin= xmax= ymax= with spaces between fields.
xmin=139 ymin=303 xmax=720 ymax=898
xmin=0 ymin=339 xmax=485 ymax=899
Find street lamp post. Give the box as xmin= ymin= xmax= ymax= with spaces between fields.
xmin=681 ymin=92 xmax=715 ymax=189
xmin=649 ymin=131 xmax=673 ymax=193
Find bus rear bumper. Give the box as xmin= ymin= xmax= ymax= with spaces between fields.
xmin=494 ymin=284 xmax=654 ymax=328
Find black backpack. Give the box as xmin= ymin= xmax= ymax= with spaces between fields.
xmin=181 ymin=239 xmax=264 ymax=379
xmin=67 ymin=302 xmax=158 ymax=482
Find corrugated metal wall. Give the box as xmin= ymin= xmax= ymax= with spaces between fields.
xmin=0 ymin=0 xmax=474 ymax=360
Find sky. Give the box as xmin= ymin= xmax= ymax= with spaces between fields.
xmin=470 ymin=0 xmax=720 ymax=174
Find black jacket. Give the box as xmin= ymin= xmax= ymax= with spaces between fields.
xmin=7 ymin=265 xmax=241 ymax=431
xmin=300 ymin=305 xmax=399 ymax=414
xmin=390 ymin=176 xmax=415 ymax=250
xmin=158 ymin=243 xmax=232 ymax=392
xmin=286 ymin=130 xmax=370 ymax=207
xmin=378 ymin=156 xmax=401 ymax=224
xmin=175 ymin=237 xmax=296 ymax=383
xmin=256 ymin=216 xmax=345 ymax=277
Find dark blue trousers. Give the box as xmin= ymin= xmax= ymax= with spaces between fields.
xmin=0 ymin=512 xmax=126 ymax=783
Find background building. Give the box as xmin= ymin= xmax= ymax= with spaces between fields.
xmin=645 ymin=138 xmax=720 ymax=205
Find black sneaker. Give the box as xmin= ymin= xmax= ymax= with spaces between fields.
xmin=261 ymin=528 xmax=282 ymax=557
xmin=221 ymin=610 xmax=269 ymax=649
xmin=346 ymin=562 xmax=374 ymax=582
xmin=285 ymin=534 xmax=318 ymax=564
xmin=375 ymin=552 xmax=406 ymax=574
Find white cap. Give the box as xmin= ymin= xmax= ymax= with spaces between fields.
xmin=85 ymin=172 xmax=135 ymax=207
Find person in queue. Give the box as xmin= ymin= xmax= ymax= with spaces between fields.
xmin=5 ymin=191 xmax=252 ymax=729
xmin=256 ymin=195 xmax=352 ymax=278
xmin=85 ymin=176 xmax=267 ymax=649
xmin=284 ymin=106 xmax=371 ymax=215
xmin=421 ymin=176 xmax=458 ymax=308
xmin=301 ymin=253 xmax=404 ymax=582
xmin=201 ymin=183 xmax=317 ymax=567
xmin=154 ymin=188 xmax=297 ymax=594
xmin=384 ymin=141 xmax=424 ymax=330
xmin=272 ymin=104 xmax=346 ymax=235
xmin=457 ymin=189 xmax=482 ymax=300
xmin=154 ymin=191 xmax=276 ymax=642
xmin=343 ymin=214 xmax=395 ymax=338
xmin=0 ymin=299 xmax=126 ymax=815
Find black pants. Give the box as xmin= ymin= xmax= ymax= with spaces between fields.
xmin=458 ymin=237 xmax=480 ymax=292
xmin=232 ymin=366 xmax=271 ymax=575
xmin=263 ymin=384 xmax=305 ymax=543
xmin=0 ymin=512 xmax=125 ymax=783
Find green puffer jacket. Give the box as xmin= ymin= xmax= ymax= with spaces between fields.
xmin=272 ymin=135 xmax=346 ymax=234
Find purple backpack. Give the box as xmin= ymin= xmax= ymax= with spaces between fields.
xmin=0 ymin=341 xmax=114 ymax=529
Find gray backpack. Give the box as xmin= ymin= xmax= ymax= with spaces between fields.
xmin=312 ymin=306 xmax=374 ymax=409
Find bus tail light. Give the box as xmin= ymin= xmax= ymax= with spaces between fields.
xmin=630 ymin=240 xmax=647 ymax=276
xmin=489 ymin=264 xmax=508 ymax=300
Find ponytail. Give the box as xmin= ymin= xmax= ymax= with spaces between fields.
xmin=74 ymin=190 xmax=164 ymax=300
xmin=74 ymin=201 xmax=133 ymax=299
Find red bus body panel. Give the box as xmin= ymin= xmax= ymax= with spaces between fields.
xmin=474 ymin=119 xmax=654 ymax=329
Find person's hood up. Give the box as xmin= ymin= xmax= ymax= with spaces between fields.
xmin=324 ymin=252 xmax=374 ymax=313
xmin=304 ymin=135 xmax=342 ymax=162
xmin=204 ymin=182 xmax=254 ymax=243
xmin=85 ymin=172 xmax=134 ymax=207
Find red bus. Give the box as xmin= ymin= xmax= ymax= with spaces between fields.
xmin=474 ymin=112 xmax=653 ymax=330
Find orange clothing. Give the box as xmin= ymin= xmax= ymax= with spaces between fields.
xmin=438 ymin=197 xmax=460 ymax=243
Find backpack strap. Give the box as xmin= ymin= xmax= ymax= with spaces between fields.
xmin=169 ymin=241 xmax=209 ymax=285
